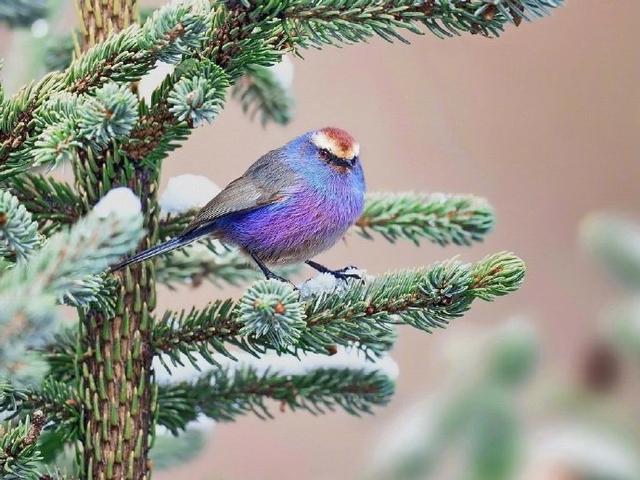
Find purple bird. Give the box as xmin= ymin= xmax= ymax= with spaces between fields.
xmin=111 ymin=127 xmax=366 ymax=282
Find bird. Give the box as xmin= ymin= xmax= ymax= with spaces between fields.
xmin=110 ymin=127 xmax=366 ymax=283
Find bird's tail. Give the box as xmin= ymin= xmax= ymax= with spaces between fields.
xmin=109 ymin=224 xmax=211 ymax=272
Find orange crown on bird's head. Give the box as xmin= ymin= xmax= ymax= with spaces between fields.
xmin=311 ymin=127 xmax=360 ymax=160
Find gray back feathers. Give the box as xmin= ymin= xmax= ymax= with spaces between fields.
xmin=183 ymin=148 xmax=297 ymax=234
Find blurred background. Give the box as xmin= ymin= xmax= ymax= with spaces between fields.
xmin=3 ymin=1 xmax=640 ymax=479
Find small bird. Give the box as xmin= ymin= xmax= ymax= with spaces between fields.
xmin=111 ymin=127 xmax=366 ymax=282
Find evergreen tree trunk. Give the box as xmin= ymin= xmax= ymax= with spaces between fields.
xmin=77 ymin=0 xmax=138 ymax=47
xmin=74 ymin=2 xmax=158 ymax=479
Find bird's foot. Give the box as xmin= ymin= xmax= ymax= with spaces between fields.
xmin=328 ymin=268 xmax=361 ymax=281
xmin=265 ymin=271 xmax=298 ymax=290
xmin=306 ymin=260 xmax=362 ymax=281
xmin=250 ymin=252 xmax=298 ymax=289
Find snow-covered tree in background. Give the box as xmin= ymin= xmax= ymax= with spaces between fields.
xmin=364 ymin=215 xmax=640 ymax=480
xmin=367 ymin=317 xmax=640 ymax=480
xmin=0 ymin=1 xmax=563 ymax=478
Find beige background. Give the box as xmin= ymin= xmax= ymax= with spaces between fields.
xmin=150 ymin=2 xmax=640 ymax=478
xmin=4 ymin=1 xmax=640 ymax=478
xmin=159 ymin=1 xmax=640 ymax=478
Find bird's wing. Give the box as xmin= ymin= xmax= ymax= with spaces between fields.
xmin=183 ymin=149 xmax=294 ymax=234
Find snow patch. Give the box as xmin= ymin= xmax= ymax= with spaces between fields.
xmin=93 ymin=187 xmax=141 ymax=219
xmin=159 ymin=174 xmax=221 ymax=214
xmin=299 ymin=268 xmax=373 ymax=299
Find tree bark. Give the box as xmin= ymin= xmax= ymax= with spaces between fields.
xmin=74 ymin=3 xmax=160 ymax=479
xmin=76 ymin=0 xmax=138 ymax=48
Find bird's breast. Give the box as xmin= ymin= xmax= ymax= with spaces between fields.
xmin=215 ymin=179 xmax=364 ymax=265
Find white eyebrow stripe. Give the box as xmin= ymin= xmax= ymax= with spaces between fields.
xmin=311 ymin=132 xmax=359 ymax=159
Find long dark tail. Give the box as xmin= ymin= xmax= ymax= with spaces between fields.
xmin=109 ymin=224 xmax=211 ymax=272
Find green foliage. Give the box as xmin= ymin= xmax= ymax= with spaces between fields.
xmin=0 ymin=189 xmax=40 ymax=261
xmin=0 ymin=0 xmax=46 ymax=27
xmin=0 ymin=0 xmax=563 ymax=180
xmin=582 ymin=213 xmax=640 ymax=363
xmin=233 ymin=64 xmax=294 ymax=126
xmin=156 ymin=242 xmax=279 ymax=289
xmin=465 ymin=389 xmax=521 ymax=480
xmin=0 ymin=0 xmax=561 ymax=476
xmin=274 ymin=0 xmax=562 ymax=45
xmin=139 ymin=0 xmax=211 ymax=64
xmin=168 ymin=63 xmax=230 ymax=127
xmin=0 ymin=410 xmax=46 ymax=480
xmin=357 ymin=193 xmax=494 ymax=246
xmin=158 ymin=364 xmax=394 ymax=433
xmin=238 ymin=279 xmax=306 ymax=350
xmin=158 ymin=191 xmax=497 ymax=256
xmin=150 ymin=428 xmax=206 ymax=471
xmin=44 ymin=35 xmax=74 ymax=73
xmin=0 ymin=378 xmax=80 ymax=442
xmin=582 ymin=213 xmax=640 ymax=289
xmin=369 ymin=321 xmax=537 ymax=480
xmin=33 ymin=119 xmax=82 ymax=168
xmin=78 ymin=83 xmax=139 ymax=150
xmin=486 ymin=324 xmax=538 ymax=386
xmin=0 ymin=205 xmax=144 ymax=370
xmin=4 ymin=174 xmax=85 ymax=237
xmin=154 ymin=252 xmax=525 ymax=368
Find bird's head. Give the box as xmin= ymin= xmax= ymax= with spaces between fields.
xmin=308 ymin=127 xmax=360 ymax=174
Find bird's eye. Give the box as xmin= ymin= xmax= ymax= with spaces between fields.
xmin=319 ymin=148 xmax=331 ymax=160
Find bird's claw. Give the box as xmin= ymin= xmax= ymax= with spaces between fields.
xmin=328 ymin=267 xmax=362 ymax=282
xmin=305 ymin=260 xmax=364 ymax=283
xmin=266 ymin=272 xmax=298 ymax=290
xmin=334 ymin=265 xmax=358 ymax=274
xmin=332 ymin=271 xmax=362 ymax=281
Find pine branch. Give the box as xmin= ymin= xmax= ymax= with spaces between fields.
xmin=4 ymin=174 xmax=85 ymax=237
xmin=154 ymin=252 xmax=525 ymax=368
xmin=0 ymin=0 xmax=47 ymax=27
xmin=356 ymin=193 xmax=494 ymax=246
xmin=157 ymin=365 xmax=394 ymax=433
xmin=232 ymin=65 xmax=294 ymax=126
xmin=249 ymin=0 xmax=563 ymax=47
xmin=38 ymin=330 xmax=77 ymax=384
xmin=158 ymin=211 xmax=193 ymax=239
xmin=0 ymin=204 xmax=144 ymax=369
xmin=5 ymin=189 xmax=496 ymax=292
xmin=0 ymin=189 xmax=41 ymax=261
xmin=0 ymin=0 xmax=562 ymax=176
xmin=0 ymin=1 xmax=213 ymax=177
xmin=77 ymin=83 xmax=139 ymax=150
xmin=0 ymin=378 xmax=79 ymax=479
xmin=0 ymin=379 xmax=79 ymax=441
xmin=18 ymin=187 xmax=495 ymax=256
xmin=124 ymin=0 xmax=563 ymax=165
xmin=581 ymin=213 xmax=640 ymax=289
xmin=123 ymin=59 xmax=231 ymax=163
xmin=0 ymin=410 xmax=46 ymax=480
